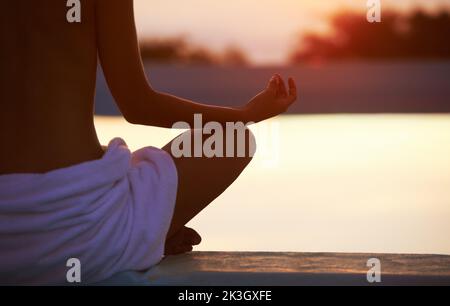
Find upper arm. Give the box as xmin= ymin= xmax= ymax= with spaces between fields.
xmin=95 ymin=0 xmax=155 ymax=117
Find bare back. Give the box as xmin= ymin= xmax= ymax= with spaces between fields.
xmin=0 ymin=1 xmax=103 ymax=174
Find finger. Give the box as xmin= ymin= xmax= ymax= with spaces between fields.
xmin=288 ymin=77 xmax=297 ymax=100
xmin=285 ymin=78 xmax=298 ymax=106
xmin=275 ymin=74 xmax=288 ymax=98
xmin=267 ymin=75 xmax=278 ymax=93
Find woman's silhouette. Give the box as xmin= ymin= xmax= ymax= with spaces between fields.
xmin=0 ymin=0 xmax=297 ymax=283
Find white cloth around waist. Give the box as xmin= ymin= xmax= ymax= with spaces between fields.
xmin=0 ymin=138 xmax=178 ymax=285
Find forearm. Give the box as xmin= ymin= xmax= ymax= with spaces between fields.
xmin=128 ymin=90 xmax=249 ymax=128
xmin=96 ymin=1 xmax=296 ymax=128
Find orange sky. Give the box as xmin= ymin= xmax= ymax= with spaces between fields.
xmin=134 ymin=0 xmax=450 ymax=64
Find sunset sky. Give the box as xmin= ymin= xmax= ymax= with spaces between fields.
xmin=134 ymin=0 xmax=450 ymax=64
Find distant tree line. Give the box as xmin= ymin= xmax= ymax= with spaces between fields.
xmin=139 ymin=37 xmax=249 ymax=66
xmin=290 ymin=10 xmax=450 ymax=62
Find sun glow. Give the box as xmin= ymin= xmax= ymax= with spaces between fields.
xmin=133 ymin=0 xmax=450 ymax=64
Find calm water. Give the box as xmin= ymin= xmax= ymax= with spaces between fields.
xmin=95 ymin=114 xmax=450 ymax=255
xmin=95 ymin=62 xmax=450 ymax=115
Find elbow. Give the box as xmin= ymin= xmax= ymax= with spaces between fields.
xmin=124 ymin=111 xmax=169 ymax=128
xmin=118 ymin=101 xmax=142 ymax=125
xmin=118 ymin=90 xmax=160 ymax=125
xmin=123 ymin=112 xmax=141 ymax=125
xmin=121 ymin=104 xmax=151 ymax=125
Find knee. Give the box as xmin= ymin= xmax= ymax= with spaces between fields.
xmin=230 ymin=125 xmax=256 ymax=161
xmin=171 ymin=126 xmax=256 ymax=159
xmin=202 ymin=124 xmax=256 ymax=160
xmin=244 ymin=127 xmax=257 ymax=160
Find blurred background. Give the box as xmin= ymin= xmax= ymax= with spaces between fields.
xmin=97 ymin=0 xmax=450 ymax=114
xmin=95 ymin=0 xmax=450 ymax=255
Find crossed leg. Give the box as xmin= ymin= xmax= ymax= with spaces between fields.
xmin=162 ymin=127 xmax=256 ymax=255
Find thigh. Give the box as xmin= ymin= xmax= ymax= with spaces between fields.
xmin=163 ymin=127 xmax=256 ymax=239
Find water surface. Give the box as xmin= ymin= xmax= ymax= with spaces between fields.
xmin=95 ymin=114 xmax=450 ymax=255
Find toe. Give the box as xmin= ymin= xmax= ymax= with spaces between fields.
xmin=183 ymin=227 xmax=202 ymax=245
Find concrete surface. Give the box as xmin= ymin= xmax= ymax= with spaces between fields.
xmin=143 ymin=252 xmax=450 ymax=286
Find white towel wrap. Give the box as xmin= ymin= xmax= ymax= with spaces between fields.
xmin=0 ymin=138 xmax=178 ymax=285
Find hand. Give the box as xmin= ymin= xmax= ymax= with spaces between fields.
xmin=243 ymin=74 xmax=297 ymax=123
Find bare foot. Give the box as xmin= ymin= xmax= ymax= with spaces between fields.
xmin=165 ymin=226 xmax=202 ymax=256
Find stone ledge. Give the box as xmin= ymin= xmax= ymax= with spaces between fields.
xmin=143 ymin=252 xmax=450 ymax=286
